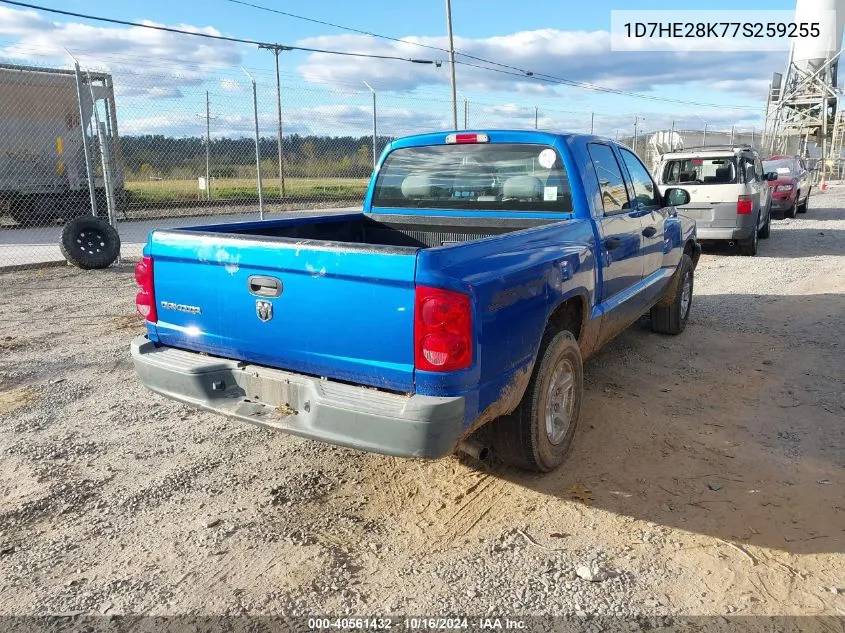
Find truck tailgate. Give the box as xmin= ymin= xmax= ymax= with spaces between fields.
xmin=148 ymin=230 xmax=418 ymax=392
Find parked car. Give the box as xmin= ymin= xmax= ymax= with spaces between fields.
xmin=656 ymin=145 xmax=777 ymax=256
xmin=131 ymin=130 xmax=700 ymax=473
xmin=763 ymin=155 xmax=811 ymax=218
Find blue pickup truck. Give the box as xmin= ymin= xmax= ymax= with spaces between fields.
xmin=131 ymin=130 xmax=699 ymax=472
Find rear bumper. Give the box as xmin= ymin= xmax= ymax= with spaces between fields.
xmin=696 ymin=225 xmax=755 ymax=241
xmin=130 ymin=336 xmax=464 ymax=459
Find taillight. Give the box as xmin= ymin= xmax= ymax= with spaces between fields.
xmin=445 ymin=133 xmax=489 ymax=144
xmin=134 ymin=256 xmax=157 ymax=322
xmin=414 ymin=286 xmax=472 ymax=372
xmin=737 ymin=195 xmax=753 ymax=215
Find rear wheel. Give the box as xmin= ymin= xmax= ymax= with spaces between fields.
xmin=650 ymin=253 xmax=694 ymax=335
xmin=483 ymin=329 xmax=583 ymax=473
xmin=759 ymin=203 xmax=771 ymax=239
xmin=798 ymin=187 xmax=810 ymax=214
xmin=739 ymin=216 xmax=759 ymax=256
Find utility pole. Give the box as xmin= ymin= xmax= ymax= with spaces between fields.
xmin=258 ymin=44 xmax=292 ymax=199
xmin=535 ymin=106 xmax=538 ymax=130
xmin=445 ymin=0 xmax=458 ymax=129
xmin=205 ymin=91 xmax=211 ymax=201
xmin=363 ymin=82 xmax=377 ymax=170
xmin=703 ymin=123 xmax=708 ymax=147
xmin=242 ymin=67 xmax=264 ymax=219
xmin=590 ymin=112 xmax=595 ymax=135
xmin=633 ymin=115 xmax=639 ymax=154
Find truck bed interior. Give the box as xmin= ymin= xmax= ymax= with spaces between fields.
xmin=192 ymin=213 xmax=563 ymax=249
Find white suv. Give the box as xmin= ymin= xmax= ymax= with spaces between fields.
xmin=656 ymin=145 xmax=776 ymax=256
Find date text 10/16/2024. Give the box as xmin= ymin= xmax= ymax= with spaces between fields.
xmin=307 ymin=617 xmax=527 ymax=630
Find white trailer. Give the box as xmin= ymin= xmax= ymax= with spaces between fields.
xmin=0 ymin=63 xmax=123 ymax=226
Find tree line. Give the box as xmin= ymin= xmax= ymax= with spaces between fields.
xmin=120 ymin=134 xmax=392 ymax=181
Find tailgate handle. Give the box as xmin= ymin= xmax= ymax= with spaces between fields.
xmin=248 ymin=275 xmax=282 ymax=297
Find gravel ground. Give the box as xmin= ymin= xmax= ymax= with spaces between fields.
xmin=0 ymin=191 xmax=843 ymax=626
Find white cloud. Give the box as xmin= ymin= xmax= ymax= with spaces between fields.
xmin=220 ymin=78 xmax=242 ymax=92
xmin=0 ymin=6 xmax=243 ymax=99
xmin=295 ymin=30 xmax=780 ymax=101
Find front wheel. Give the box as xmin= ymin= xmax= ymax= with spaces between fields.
xmin=651 ymin=253 xmax=694 ymax=335
xmin=785 ymin=198 xmax=798 ymax=219
xmin=798 ymin=187 xmax=810 ymax=214
xmin=483 ymin=329 xmax=584 ymax=473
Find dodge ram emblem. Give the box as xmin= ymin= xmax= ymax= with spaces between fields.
xmin=256 ymin=300 xmax=273 ymax=322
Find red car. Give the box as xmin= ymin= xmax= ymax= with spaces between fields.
xmin=762 ymin=155 xmax=811 ymax=218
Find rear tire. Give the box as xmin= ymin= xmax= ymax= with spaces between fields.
xmin=758 ymin=204 xmax=771 ymax=239
xmin=739 ymin=216 xmax=759 ymax=256
xmin=483 ymin=329 xmax=583 ymax=473
xmin=798 ymin=187 xmax=810 ymax=214
xmin=650 ymin=253 xmax=694 ymax=335
xmin=60 ymin=216 xmax=121 ymax=269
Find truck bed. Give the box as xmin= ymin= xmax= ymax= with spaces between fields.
xmin=179 ymin=213 xmax=560 ymax=250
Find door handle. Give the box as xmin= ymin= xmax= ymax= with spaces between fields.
xmin=642 ymin=225 xmax=657 ymax=238
xmin=605 ymin=236 xmax=624 ymax=249
xmin=248 ymin=275 xmax=283 ymax=297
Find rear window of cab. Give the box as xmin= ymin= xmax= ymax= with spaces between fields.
xmin=372 ymin=143 xmax=573 ymax=213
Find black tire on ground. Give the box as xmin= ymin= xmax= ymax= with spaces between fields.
xmin=482 ymin=329 xmax=583 ymax=473
xmin=60 ymin=216 xmax=121 ymax=269
xmin=739 ymin=216 xmax=759 ymax=256
xmin=650 ymin=253 xmax=694 ymax=335
xmin=798 ymin=187 xmax=811 ymax=214
xmin=759 ymin=204 xmax=771 ymax=239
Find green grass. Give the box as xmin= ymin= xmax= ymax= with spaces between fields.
xmin=125 ymin=177 xmax=369 ymax=204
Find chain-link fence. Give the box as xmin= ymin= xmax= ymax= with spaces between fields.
xmin=0 ymin=55 xmax=766 ymax=269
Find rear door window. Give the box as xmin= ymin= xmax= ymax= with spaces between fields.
xmin=663 ymin=157 xmax=737 ymax=185
xmin=587 ymin=143 xmax=630 ymax=214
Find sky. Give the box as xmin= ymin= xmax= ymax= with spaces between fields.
xmin=0 ymin=0 xmax=811 ymax=139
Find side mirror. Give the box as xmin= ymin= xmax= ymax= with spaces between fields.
xmin=764 ymin=171 xmax=778 ymax=181
xmin=664 ymin=187 xmax=690 ymax=207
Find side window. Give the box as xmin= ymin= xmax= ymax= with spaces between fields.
xmin=620 ymin=149 xmax=661 ymax=208
xmin=754 ymin=158 xmax=763 ymax=179
xmin=587 ymin=143 xmax=630 ymax=214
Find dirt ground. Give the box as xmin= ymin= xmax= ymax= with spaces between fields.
xmin=0 ymin=191 xmax=843 ymax=624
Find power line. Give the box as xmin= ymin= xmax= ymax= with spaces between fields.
xmin=0 ymin=0 xmax=435 ymax=64
xmin=3 ymin=0 xmax=758 ymax=111
xmin=220 ymin=0 xmax=759 ymax=111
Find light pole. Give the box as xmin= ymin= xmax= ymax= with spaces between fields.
xmin=363 ymin=81 xmax=377 ymax=170
xmin=445 ymin=0 xmax=458 ymax=130
xmin=691 ymin=114 xmax=708 ymax=147
xmin=633 ymin=115 xmax=644 ymax=154
xmin=242 ymin=67 xmax=264 ymax=219
xmin=457 ymin=90 xmax=468 ymax=129
xmin=258 ymin=44 xmax=293 ymax=199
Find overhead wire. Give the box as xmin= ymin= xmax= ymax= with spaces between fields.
xmin=1 ymin=0 xmax=758 ymax=110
